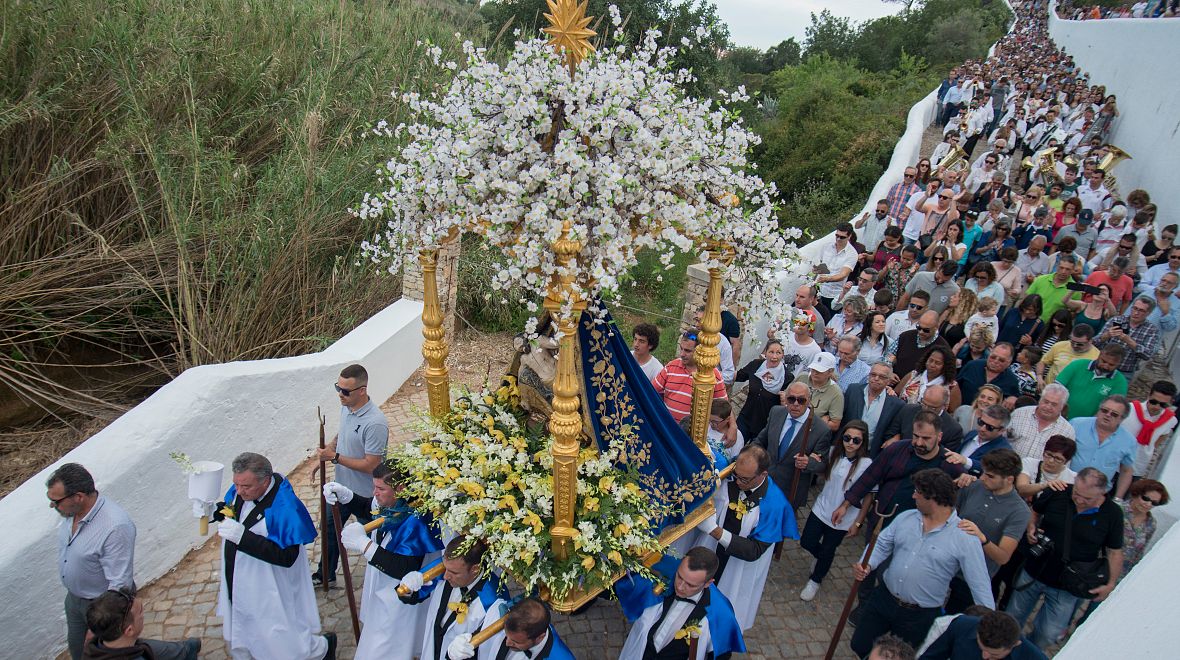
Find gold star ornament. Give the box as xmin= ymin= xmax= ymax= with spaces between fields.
xmin=542 ymin=0 xmax=597 ymax=76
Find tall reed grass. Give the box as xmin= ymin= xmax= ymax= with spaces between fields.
xmin=0 ymin=0 xmax=481 ymax=485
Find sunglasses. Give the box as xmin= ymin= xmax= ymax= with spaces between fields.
xmin=841 ymin=434 xmax=864 ymax=445
xmin=977 ymin=419 xmax=1003 ymax=432
xmin=1148 ymin=399 xmax=1171 ymax=407
xmin=48 ymin=492 xmax=78 ymax=508
xmin=1140 ymin=494 xmax=1162 ymax=506
xmin=335 ymin=383 xmax=367 ymax=396
xmin=904 ymin=173 xmax=916 ymax=178
xmin=931 ymin=257 xmax=946 ymax=263
xmin=836 ymin=234 xmax=850 ymax=241
xmin=909 ymin=303 xmax=926 ymax=310
xmin=918 ymin=326 xmax=935 ymax=334
xmin=1098 ymin=407 xmax=1123 ymax=416
xmin=784 ymin=396 xmax=807 ymax=405
xmin=939 ymin=195 xmax=952 ymax=200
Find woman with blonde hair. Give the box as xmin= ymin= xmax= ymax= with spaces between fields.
xmin=956 ymin=324 xmax=994 ymax=367
xmin=939 ymin=288 xmax=978 ymax=349
xmin=952 ymin=383 xmax=1003 ymax=433
xmin=1012 ymin=185 xmax=1043 ymax=226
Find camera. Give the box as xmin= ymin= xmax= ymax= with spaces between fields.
xmin=1026 ymin=530 xmax=1055 ymax=559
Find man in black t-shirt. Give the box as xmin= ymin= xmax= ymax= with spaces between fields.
xmin=1005 ymin=467 xmax=1123 ymax=651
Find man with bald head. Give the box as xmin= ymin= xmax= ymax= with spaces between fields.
xmin=753 ymin=382 xmax=832 ymax=509
xmin=889 ymin=310 xmax=951 ymax=377
xmin=884 ymin=384 xmax=965 ymax=453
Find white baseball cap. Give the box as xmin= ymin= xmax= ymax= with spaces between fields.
xmin=808 ymin=352 xmax=838 ymax=373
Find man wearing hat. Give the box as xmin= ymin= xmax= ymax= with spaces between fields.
xmin=793 ymin=352 xmax=844 ymax=432
xmin=1014 ymin=206 xmax=1055 ymax=250
xmin=1056 ymin=208 xmax=1099 ymax=263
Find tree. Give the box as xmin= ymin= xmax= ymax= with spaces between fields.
xmin=803 ymin=10 xmax=855 ymax=60
xmin=764 ymin=38 xmax=801 ymax=70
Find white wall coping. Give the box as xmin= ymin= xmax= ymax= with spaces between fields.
xmin=0 ymin=297 xmax=425 ymax=659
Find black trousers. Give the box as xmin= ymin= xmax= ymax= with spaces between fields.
xmin=322 ymin=493 xmax=374 ymax=577
xmin=799 ymin=512 xmax=849 ymax=583
xmin=850 ymin=587 xmax=940 ymax=658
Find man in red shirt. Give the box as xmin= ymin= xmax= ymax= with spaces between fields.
xmin=1084 ymin=256 xmax=1135 ymax=314
xmin=652 ymin=331 xmax=727 ymax=422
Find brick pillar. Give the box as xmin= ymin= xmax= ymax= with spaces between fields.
xmin=682 ymin=263 xmax=710 ymax=332
xmin=402 ymin=240 xmax=459 ymax=339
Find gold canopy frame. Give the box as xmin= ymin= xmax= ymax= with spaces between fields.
xmin=410 ymin=0 xmax=734 ymax=613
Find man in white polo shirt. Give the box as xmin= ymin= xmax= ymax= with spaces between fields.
xmin=815 ymin=222 xmax=860 ymax=312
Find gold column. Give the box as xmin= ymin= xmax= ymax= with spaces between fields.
xmin=545 ymin=221 xmax=586 ymax=561
xmin=689 ymin=243 xmax=734 ymax=460
xmin=419 ymin=244 xmax=451 ymax=417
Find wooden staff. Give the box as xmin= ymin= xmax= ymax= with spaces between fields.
xmin=331 ymin=502 xmax=361 ymax=643
xmin=470 ymin=614 xmax=507 ymax=647
xmin=396 ymin=562 xmax=447 ymax=597
xmin=823 ymin=503 xmax=899 ymax=660
xmin=687 ymin=631 xmax=700 ymax=660
xmin=775 ymin=412 xmax=813 ymax=561
xmin=317 ymin=407 xmax=329 ymax=594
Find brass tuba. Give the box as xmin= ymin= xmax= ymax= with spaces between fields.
xmin=1098 ymin=145 xmax=1132 ymax=197
xmin=940 ymin=145 xmax=970 ymax=173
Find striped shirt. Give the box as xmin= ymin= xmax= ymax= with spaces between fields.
xmin=886 ymin=181 xmax=921 ymax=220
xmin=651 ymin=359 xmax=726 ymax=422
xmin=58 ymin=495 xmax=136 ymax=598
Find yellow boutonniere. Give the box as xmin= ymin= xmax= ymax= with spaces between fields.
xmin=727 ymin=499 xmax=749 ymax=520
xmin=219 ymin=506 xmax=235 ymax=520
xmin=673 ymin=621 xmax=701 ymax=640
xmin=447 ymin=601 xmax=468 ymax=624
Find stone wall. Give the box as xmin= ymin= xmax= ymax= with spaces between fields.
xmin=401 ymin=239 xmax=460 ymax=339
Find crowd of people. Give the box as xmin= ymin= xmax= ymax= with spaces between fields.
xmin=644 ymin=1 xmax=1177 ymax=657
xmin=1058 ymin=0 xmax=1180 ymax=19
xmin=45 ymin=3 xmax=1176 ymax=660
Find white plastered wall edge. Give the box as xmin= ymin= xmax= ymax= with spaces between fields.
xmin=0 ymin=297 xmax=424 ymax=659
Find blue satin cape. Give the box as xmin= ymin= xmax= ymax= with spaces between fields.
xmin=749 ymin=479 xmax=799 ymax=544
xmin=224 ymin=476 xmax=316 ymax=548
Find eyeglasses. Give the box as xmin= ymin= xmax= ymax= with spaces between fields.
xmin=1098 ymin=407 xmax=1123 ymax=417
xmin=1148 ymin=398 xmax=1171 ymax=407
xmin=784 ymin=396 xmax=807 ymax=405
xmin=733 ymin=472 xmax=760 ymax=485
xmin=1042 ymin=452 xmax=1067 ymax=463
xmin=977 ymin=419 xmax=1003 ymax=432
xmin=48 ymin=492 xmax=77 ymax=508
xmin=841 ymin=435 xmax=864 ymax=445
xmin=334 ymin=384 xmax=367 ymax=396
xmin=931 ymin=257 xmax=946 ymax=263
xmin=904 ymin=173 xmax=916 ymax=178
xmin=835 ymin=234 xmax=850 ymax=241
xmin=1140 ymin=494 xmax=1162 ymax=506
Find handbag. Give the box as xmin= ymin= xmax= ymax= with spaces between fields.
xmin=1058 ymin=503 xmax=1110 ymax=600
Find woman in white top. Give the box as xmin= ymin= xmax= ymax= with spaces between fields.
xmin=964 ymin=261 xmax=1007 ymax=306
xmin=896 ymin=345 xmax=961 ymax=409
xmin=925 ymin=220 xmax=967 ymax=263
xmin=798 ymin=420 xmax=873 ymax=602
xmin=857 ymin=311 xmax=890 ymax=365
xmin=1015 ymin=434 xmax=1078 ymax=500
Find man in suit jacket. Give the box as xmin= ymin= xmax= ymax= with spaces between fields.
xmin=753 ymin=382 xmax=832 ymax=509
xmin=884 ymin=385 xmax=965 ymax=453
xmin=945 ymin=404 xmax=1013 ymax=472
xmin=842 ymin=362 xmax=907 ymax=457
xmin=919 ymin=610 xmax=1046 ymax=660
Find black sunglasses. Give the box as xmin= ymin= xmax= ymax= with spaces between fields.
xmin=841 ymin=434 xmax=864 ymax=445
xmin=1148 ymin=399 xmax=1171 ymax=407
xmin=334 ymin=384 xmax=367 ymax=396
xmin=977 ymin=419 xmax=1003 ymax=432
xmin=1140 ymin=494 xmax=1162 ymax=506
xmin=49 ymin=492 xmax=77 ymax=508
xmin=784 ymin=396 xmax=807 ymax=405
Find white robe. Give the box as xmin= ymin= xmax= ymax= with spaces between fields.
xmin=620 ymin=596 xmax=716 ymax=660
xmin=418 ymin=580 xmax=506 ymax=660
xmin=683 ymin=485 xmax=774 ymax=631
xmin=355 ymin=529 xmax=443 ymax=660
xmin=217 ymin=497 xmax=326 ymax=660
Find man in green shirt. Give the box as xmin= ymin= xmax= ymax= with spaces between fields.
xmin=1054 ymin=345 xmax=1128 ymax=419
xmin=1024 ymin=255 xmax=1082 ymax=322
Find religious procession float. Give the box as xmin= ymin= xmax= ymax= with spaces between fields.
xmin=351 ymin=0 xmax=800 ymax=645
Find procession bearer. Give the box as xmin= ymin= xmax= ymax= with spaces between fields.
xmin=216 ymin=452 xmax=333 ymax=659
xmin=329 ymin=462 xmax=444 ymax=660
xmin=446 ymin=597 xmax=575 ymax=660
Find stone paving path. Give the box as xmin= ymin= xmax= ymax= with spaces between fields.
xmin=128 ymin=328 xmax=873 ymax=659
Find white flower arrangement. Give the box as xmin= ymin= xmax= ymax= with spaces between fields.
xmin=355 ymin=6 xmax=801 ymax=318
xmin=390 ymin=377 xmax=667 ymax=600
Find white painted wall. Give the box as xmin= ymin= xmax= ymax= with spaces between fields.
xmin=0 ymin=298 xmax=425 ymax=659
xmin=1048 ymin=3 xmax=1180 ymax=222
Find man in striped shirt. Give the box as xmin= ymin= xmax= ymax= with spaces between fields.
xmin=48 ymin=463 xmax=137 ymax=660
xmin=651 ymin=331 xmax=727 ymax=422
xmin=886 ymin=167 xmax=921 ymax=221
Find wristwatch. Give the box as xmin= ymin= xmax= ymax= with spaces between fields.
xmin=331 ymin=452 xmax=341 ymax=465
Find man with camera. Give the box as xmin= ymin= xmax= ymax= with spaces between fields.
xmin=1094 ymin=295 xmax=1160 ymax=381
xmin=1005 ymin=467 xmax=1123 ymax=651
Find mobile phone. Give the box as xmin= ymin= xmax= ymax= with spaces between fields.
xmin=1065 ymin=281 xmax=1101 ymax=295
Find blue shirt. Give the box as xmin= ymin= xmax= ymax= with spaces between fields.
xmin=836 ymin=359 xmax=871 ymax=393
xmin=1069 ymin=417 xmax=1136 ymax=482
xmin=869 ymin=509 xmax=995 ymax=609
xmin=955 ymin=358 xmax=1020 ymax=406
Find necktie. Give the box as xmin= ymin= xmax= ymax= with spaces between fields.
xmin=779 ymin=418 xmax=798 ymax=460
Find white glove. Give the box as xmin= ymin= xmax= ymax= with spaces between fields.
xmin=696 ymin=517 xmax=718 ymax=535
xmin=323 ymin=482 xmax=354 ymax=505
xmin=399 ymin=570 xmax=424 ymax=593
xmin=340 ymin=521 xmax=370 ymax=555
xmin=447 ymin=633 xmax=475 ymax=660
xmin=217 ymin=519 xmax=246 ymax=545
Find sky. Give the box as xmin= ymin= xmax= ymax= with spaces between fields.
xmin=713 ymin=0 xmax=904 ymax=50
